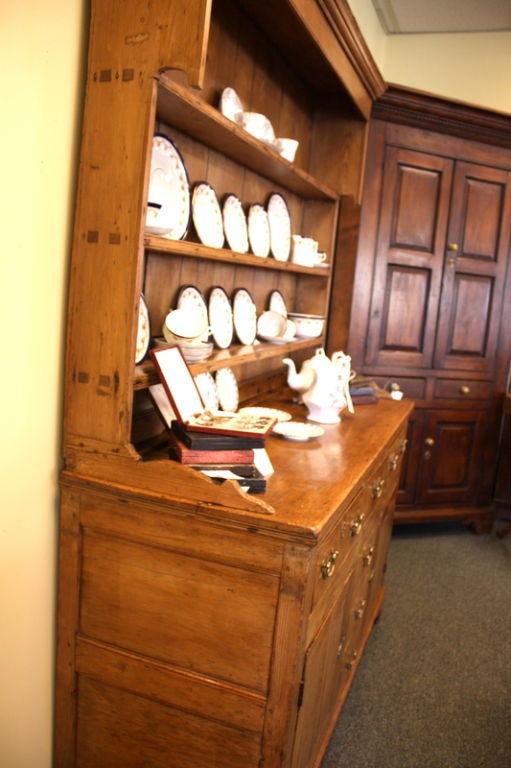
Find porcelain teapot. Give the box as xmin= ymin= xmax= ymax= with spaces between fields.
xmin=282 ymin=348 xmax=355 ymax=424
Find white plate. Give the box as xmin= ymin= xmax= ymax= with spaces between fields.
xmin=238 ymin=406 xmax=292 ymax=422
xmin=194 ymin=372 xmax=219 ymax=411
xmin=219 ymin=87 xmax=243 ymax=123
xmin=248 ymin=204 xmax=271 ymax=258
xmin=192 ymin=182 xmax=225 ymax=249
xmin=232 ymin=288 xmax=257 ymax=346
xmin=268 ymin=289 xmax=288 ymax=317
xmin=176 ymin=285 xmax=209 ymax=333
xmin=135 ymin=293 xmax=150 ymax=363
xmin=146 ymin=134 xmax=190 ymax=239
xmin=208 ymin=286 xmax=234 ymax=349
xmin=216 ymin=368 xmax=239 ymax=412
xmin=222 ymin=194 xmax=249 ymax=253
xmin=267 ymin=193 xmax=291 ymax=262
xmin=272 ymin=421 xmax=325 ymax=441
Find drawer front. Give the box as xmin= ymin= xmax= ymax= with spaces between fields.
xmin=434 ymin=378 xmax=492 ymax=400
xmin=310 ymin=490 xmax=366 ymax=621
xmin=373 ymin=376 xmax=427 ymax=399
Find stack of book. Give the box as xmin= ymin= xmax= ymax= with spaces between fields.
xmin=169 ymin=421 xmax=271 ymax=493
xmin=349 ymin=377 xmax=379 ymax=405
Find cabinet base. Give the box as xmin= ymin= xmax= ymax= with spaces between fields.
xmin=394 ymin=505 xmax=494 ymax=534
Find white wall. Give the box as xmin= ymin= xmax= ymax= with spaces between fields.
xmin=348 ymin=0 xmax=511 ymax=114
xmin=0 ymin=2 xmax=86 ymax=766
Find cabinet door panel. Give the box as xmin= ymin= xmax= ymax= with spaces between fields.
xmin=435 ymin=162 xmax=511 ymax=372
xmin=292 ymin=570 xmax=354 ymax=768
xmin=365 ymin=146 xmax=453 ymax=368
xmin=417 ymin=409 xmax=486 ymax=505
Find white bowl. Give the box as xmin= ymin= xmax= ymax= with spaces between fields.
xmin=274 ymin=138 xmax=299 ymax=162
xmin=288 ymin=313 xmax=325 ymax=339
xmin=257 ymin=310 xmax=287 ymax=339
xmin=239 ymin=112 xmax=275 ymax=144
xmin=163 ymin=308 xmax=209 ymax=343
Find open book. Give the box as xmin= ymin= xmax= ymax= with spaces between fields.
xmin=150 ymin=345 xmax=277 ymax=438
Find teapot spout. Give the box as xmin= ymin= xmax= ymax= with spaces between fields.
xmin=282 ymin=357 xmax=315 ymax=393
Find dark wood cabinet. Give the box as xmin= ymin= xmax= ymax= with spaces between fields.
xmin=347 ymin=86 xmax=511 ymax=528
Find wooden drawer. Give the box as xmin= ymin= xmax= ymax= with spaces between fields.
xmin=374 ymin=376 xmax=427 ymax=399
xmin=434 ymin=378 xmax=492 ymax=400
xmin=360 ymin=432 xmax=407 ymax=512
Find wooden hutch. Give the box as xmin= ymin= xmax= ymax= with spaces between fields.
xmin=55 ymin=2 xmax=413 ymax=767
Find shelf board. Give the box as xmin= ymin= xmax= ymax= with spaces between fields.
xmin=144 ymin=235 xmax=331 ymax=276
xmin=156 ymin=73 xmax=338 ymax=202
xmin=134 ymin=337 xmax=324 ymax=390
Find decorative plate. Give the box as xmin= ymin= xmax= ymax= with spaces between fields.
xmin=222 ymin=194 xmax=249 ymax=253
xmin=232 ymin=288 xmax=257 ymax=346
xmin=216 ymin=367 xmax=239 ymax=412
xmin=272 ymin=421 xmax=325 ymax=441
xmin=194 ymin=372 xmax=219 ymax=412
xmin=192 ymin=182 xmax=225 ymax=249
xmin=267 ymin=193 xmax=291 ymax=262
xmin=208 ymin=286 xmax=234 ymax=349
xmin=238 ymin=406 xmax=292 ymax=422
xmin=268 ymin=289 xmax=288 ymax=318
xmin=219 ymin=87 xmax=244 ymax=123
xmin=247 ymin=204 xmax=271 ymax=258
xmin=146 ymin=134 xmax=190 ymax=239
xmin=176 ymin=285 xmax=209 ymax=331
xmin=135 ymin=293 xmax=150 ymax=363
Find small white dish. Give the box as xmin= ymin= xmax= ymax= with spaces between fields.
xmin=248 ymin=204 xmax=271 ymax=258
xmin=163 ymin=308 xmax=209 ymax=343
xmin=135 ymin=293 xmax=150 ymax=363
xmin=219 ymin=87 xmax=244 ymax=123
xmin=272 ymin=421 xmax=325 ymax=441
xmin=268 ymin=289 xmax=288 ymax=317
xmin=239 ymin=112 xmax=275 ymax=144
xmin=232 ymin=287 xmax=257 ymax=346
xmin=208 ymin=286 xmax=234 ymax=349
xmin=273 ymin=137 xmax=299 ymax=162
xmin=146 ymin=134 xmax=190 ymax=240
xmin=194 ymin=372 xmax=219 ymax=411
xmin=267 ymin=193 xmax=291 ymax=262
xmin=222 ymin=194 xmax=249 ymax=253
xmin=192 ymin=182 xmax=225 ymax=249
xmin=216 ymin=367 xmax=239 ymax=412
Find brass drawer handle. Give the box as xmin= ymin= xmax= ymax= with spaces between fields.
xmin=354 ymin=600 xmax=366 ymax=619
xmin=337 ymin=635 xmax=346 ymax=657
xmin=345 ymin=650 xmax=358 ymax=670
xmin=460 ymin=385 xmax=470 ymax=395
xmin=397 ymin=438 xmax=408 ymax=454
xmin=350 ymin=513 xmax=365 ymax=536
xmin=389 ymin=453 xmax=399 ymax=471
xmin=371 ymin=478 xmax=385 ymax=500
xmin=320 ymin=549 xmax=339 ymax=579
xmin=363 ymin=546 xmax=375 ymax=567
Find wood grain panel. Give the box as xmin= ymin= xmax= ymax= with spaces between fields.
xmin=76 ymin=676 xmax=262 ymax=768
xmin=80 ymin=529 xmax=279 ymax=692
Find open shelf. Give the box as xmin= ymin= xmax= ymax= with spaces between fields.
xmin=157 ymin=73 xmax=339 ymax=202
xmin=144 ymin=235 xmax=332 ymax=275
xmin=134 ymin=336 xmax=324 ymax=390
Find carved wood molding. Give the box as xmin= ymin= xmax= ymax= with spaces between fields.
xmin=373 ymin=83 xmax=511 ymax=149
xmin=317 ymin=0 xmax=386 ymax=101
